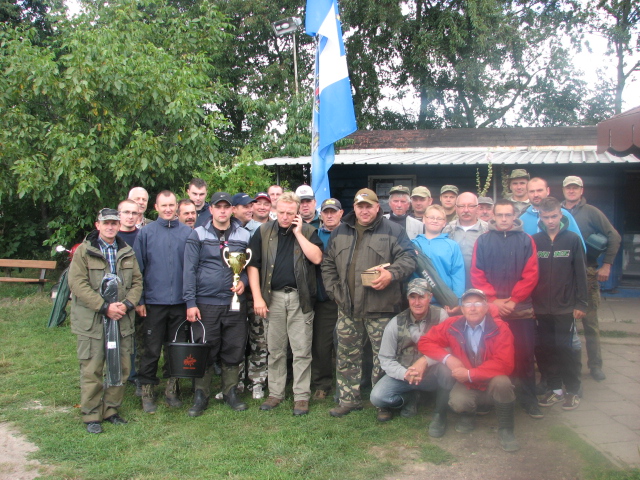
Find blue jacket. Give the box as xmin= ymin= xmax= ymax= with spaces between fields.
xmin=183 ymin=217 xmax=250 ymax=308
xmin=520 ymin=205 xmax=585 ymax=251
xmin=412 ymin=234 xmax=465 ymax=299
xmin=134 ymin=217 xmax=192 ymax=305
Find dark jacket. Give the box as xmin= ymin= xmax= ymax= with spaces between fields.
xmin=183 ymin=217 xmax=250 ymax=308
xmin=418 ymin=313 xmax=514 ymax=391
xmin=134 ymin=217 xmax=192 ymax=305
xmin=531 ymin=218 xmax=588 ymax=315
xmin=194 ymin=203 xmax=212 ymax=228
xmin=563 ymin=197 xmax=621 ymax=267
xmin=256 ymin=220 xmax=319 ymax=314
xmin=68 ymin=231 xmax=143 ymax=340
xmin=471 ymin=218 xmax=538 ymax=318
xmin=322 ymin=209 xmax=416 ymax=318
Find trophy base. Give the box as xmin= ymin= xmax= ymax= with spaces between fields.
xmin=229 ymin=299 xmax=241 ymax=312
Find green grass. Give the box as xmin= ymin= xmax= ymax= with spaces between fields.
xmin=0 ymin=285 xmax=452 ymax=480
xmin=549 ymin=425 xmax=640 ymax=480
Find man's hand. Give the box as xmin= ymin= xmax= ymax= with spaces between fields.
xmin=371 ymin=267 xmax=392 ymax=290
xmin=597 ymin=263 xmax=611 ymax=283
xmin=445 ymin=305 xmax=462 ymax=316
xmin=494 ymin=298 xmax=515 ymax=317
xmin=405 ymin=357 xmax=428 ymax=384
xmin=136 ymin=304 xmax=147 ymax=317
xmin=186 ymin=307 xmax=201 ymax=323
xmin=573 ymin=309 xmax=586 ymax=320
xmin=292 ymin=214 xmax=303 ymax=236
xmin=231 ymin=280 xmax=245 ymax=296
xmin=451 ymin=366 xmax=470 ymax=383
xmin=254 ymin=298 xmax=269 ymax=319
xmin=106 ymin=302 xmax=126 ymax=320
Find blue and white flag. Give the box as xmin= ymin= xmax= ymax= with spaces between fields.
xmin=306 ymin=0 xmax=357 ymax=206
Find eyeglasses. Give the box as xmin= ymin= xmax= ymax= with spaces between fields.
xmin=462 ymin=302 xmax=486 ymax=308
xmin=119 ymin=211 xmax=138 ymax=216
xmin=456 ymin=204 xmax=478 ymax=210
xmin=425 ymin=216 xmax=445 ymax=222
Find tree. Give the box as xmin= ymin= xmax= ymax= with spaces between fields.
xmin=590 ymin=0 xmax=640 ymax=114
xmin=0 ymin=0 xmax=238 ymax=255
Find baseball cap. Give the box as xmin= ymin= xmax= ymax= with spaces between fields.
xmin=353 ymin=188 xmax=379 ymax=205
xmin=440 ymin=185 xmax=459 ymax=195
xmin=321 ymin=198 xmax=342 ymax=211
xmin=509 ymin=169 xmax=530 ymax=180
xmin=210 ymin=192 xmax=232 ymax=205
xmin=461 ymin=288 xmax=487 ymax=302
xmin=231 ymin=192 xmax=255 ymax=206
xmin=295 ymin=185 xmax=315 ymax=200
xmin=254 ymin=192 xmax=271 ymax=203
xmin=389 ymin=185 xmax=410 ymax=195
xmin=97 ymin=208 xmax=120 ymax=221
xmin=478 ymin=196 xmax=494 ymax=205
xmin=563 ymin=176 xmax=583 ymax=188
xmin=406 ymin=278 xmax=432 ymax=296
xmin=411 ymin=186 xmax=432 ymax=198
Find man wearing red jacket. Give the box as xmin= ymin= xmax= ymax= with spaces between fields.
xmin=417 ymin=289 xmax=519 ymax=452
xmin=471 ymin=199 xmax=541 ymax=419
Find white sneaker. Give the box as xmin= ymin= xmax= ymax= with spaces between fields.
xmin=252 ymin=384 xmax=264 ymax=399
xmin=214 ymin=391 xmax=223 ymax=400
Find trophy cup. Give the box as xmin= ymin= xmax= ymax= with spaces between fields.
xmin=222 ymin=247 xmax=252 ymax=312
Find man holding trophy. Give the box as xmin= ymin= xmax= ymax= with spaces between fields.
xmin=183 ymin=192 xmax=252 ymax=416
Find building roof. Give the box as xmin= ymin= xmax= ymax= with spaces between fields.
xmin=261 ymin=126 xmax=640 ymax=166
xmin=597 ymin=106 xmax=640 ymax=155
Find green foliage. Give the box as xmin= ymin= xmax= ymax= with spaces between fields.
xmin=1 ymin=0 xmax=232 ymax=253
xmin=194 ymin=154 xmax=274 ymax=197
xmin=476 ymin=161 xmax=493 ymax=197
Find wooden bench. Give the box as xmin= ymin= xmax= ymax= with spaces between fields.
xmin=0 ymin=259 xmax=58 ymax=292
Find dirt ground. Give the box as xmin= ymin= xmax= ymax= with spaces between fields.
xmin=1 ymin=406 xmax=584 ymax=480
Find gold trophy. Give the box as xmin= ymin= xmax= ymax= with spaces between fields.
xmin=222 ymin=247 xmax=252 ymax=312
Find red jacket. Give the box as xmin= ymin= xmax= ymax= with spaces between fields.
xmin=418 ymin=313 xmax=514 ymax=390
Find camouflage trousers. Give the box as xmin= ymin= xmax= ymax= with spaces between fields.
xmin=335 ymin=310 xmax=391 ymax=407
xmin=238 ymin=308 xmax=268 ymax=388
xmin=582 ymin=267 xmax=603 ymax=369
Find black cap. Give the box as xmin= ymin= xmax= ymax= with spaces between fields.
xmin=321 ymin=198 xmax=342 ymax=211
xmin=210 ymin=192 xmax=232 ymax=205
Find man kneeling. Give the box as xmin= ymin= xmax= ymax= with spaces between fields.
xmin=417 ymin=289 xmax=519 ymax=452
xmin=370 ymin=279 xmax=453 ymax=430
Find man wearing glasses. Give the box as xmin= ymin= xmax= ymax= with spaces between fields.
xmin=117 ymin=199 xmax=141 ymax=247
xmin=417 ymin=289 xmax=519 ymax=452
xmin=471 ymin=199 xmax=541 ymax=419
xmin=442 ymin=192 xmax=489 ymax=289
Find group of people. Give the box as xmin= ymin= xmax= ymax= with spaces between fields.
xmin=68 ymin=170 xmax=620 ymax=453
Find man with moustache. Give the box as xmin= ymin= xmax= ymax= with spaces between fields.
xmin=384 ymin=185 xmax=425 ymax=240
xmin=477 ymin=197 xmax=494 ymax=223
xmin=177 ymin=199 xmax=197 ymax=229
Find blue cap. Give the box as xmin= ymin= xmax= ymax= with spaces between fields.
xmin=231 ymin=193 xmax=256 ymax=206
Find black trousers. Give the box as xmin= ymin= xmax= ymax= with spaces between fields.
xmin=138 ymin=304 xmax=187 ymax=385
xmin=311 ymin=300 xmax=338 ymax=392
xmin=536 ymin=313 xmax=581 ymax=395
xmin=505 ymin=318 xmax=538 ymax=407
xmin=195 ymin=304 xmax=248 ymax=367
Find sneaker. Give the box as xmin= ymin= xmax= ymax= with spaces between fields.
xmin=538 ymin=391 xmax=564 ymax=407
xmin=562 ymin=393 xmax=580 ymax=411
xmin=260 ymin=396 xmax=282 ymax=411
xmin=376 ymin=407 xmax=393 ymax=422
xmin=525 ymin=404 xmax=544 ymax=419
xmin=329 ymin=405 xmax=363 ymax=418
xmin=214 ymin=391 xmax=223 ymax=400
xmin=252 ymin=384 xmax=265 ymax=400
xmin=85 ymin=422 xmax=102 ymax=434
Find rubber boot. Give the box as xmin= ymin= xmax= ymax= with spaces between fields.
xmin=222 ymin=364 xmax=248 ymax=411
xmin=455 ymin=413 xmax=475 ymax=433
xmin=428 ymin=388 xmax=449 ymax=438
xmin=141 ymin=384 xmax=157 ymax=414
xmin=400 ymin=391 xmax=419 ymax=418
xmin=495 ymin=401 xmax=520 ymax=452
xmin=188 ymin=389 xmax=209 ymax=417
xmin=165 ymin=377 xmax=183 ymax=408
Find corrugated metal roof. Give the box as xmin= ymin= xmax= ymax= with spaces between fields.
xmin=259 ymin=148 xmax=640 ymax=166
